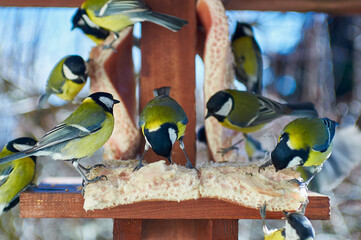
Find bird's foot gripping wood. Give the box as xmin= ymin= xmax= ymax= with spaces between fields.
xmin=102 ymin=32 xmax=119 ymax=52
xmin=72 ymin=159 xmax=107 ymax=184
xmin=217 ymin=139 xmax=244 ymax=156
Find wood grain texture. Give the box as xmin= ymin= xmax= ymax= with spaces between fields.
xmin=19 ymin=184 xmax=330 ymax=220
xmin=139 ymin=0 xmax=197 ymax=166
xmin=1 ymin=0 xmax=361 ymax=14
xmin=113 ymin=219 xmax=142 ymax=240
xmin=223 ymin=0 xmax=361 ymax=14
xmin=0 ymin=0 xmax=82 ymax=7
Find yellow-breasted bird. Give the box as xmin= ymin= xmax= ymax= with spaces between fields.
xmin=205 ymin=89 xmax=318 ymax=154
xmin=0 ymin=92 xmax=119 ymax=183
xmin=82 ymin=0 xmax=188 ymax=33
xmin=38 ymin=55 xmax=88 ymax=109
xmin=265 ymin=117 xmax=338 ymax=186
xmin=134 ymin=87 xmax=195 ymax=171
xmin=0 ymin=137 xmax=37 ymax=214
xmin=260 ymin=204 xmax=315 ymax=240
xmin=231 ymin=22 xmax=263 ymax=94
xmin=72 ymin=8 xmax=111 ymax=45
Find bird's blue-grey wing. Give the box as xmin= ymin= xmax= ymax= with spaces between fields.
xmin=30 ymin=111 xmax=106 ymax=152
xmin=95 ymin=0 xmax=148 ymax=17
xmin=0 ymin=165 xmax=13 ymax=187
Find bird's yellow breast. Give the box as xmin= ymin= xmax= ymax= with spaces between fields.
xmin=86 ymin=9 xmax=133 ymax=32
xmin=61 ymin=112 xmax=114 ymax=159
xmin=264 ymin=229 xmax=285 ymax=240
xmin=0 ymin=152 xmax=35 ymax=205
xmin=221 ymin=118 xmax=265 ymax=133
xmin=56 ymin=80 xmax=85 ymax=101
xmin=232 ymin=37 xmax=258 ymax=77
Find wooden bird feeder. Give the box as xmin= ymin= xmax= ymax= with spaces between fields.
xmin=1 ymin=0 xmax=352 ymax=239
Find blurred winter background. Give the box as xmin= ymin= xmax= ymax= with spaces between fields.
xmin=0 ymin=5 xmax=360 ymax=240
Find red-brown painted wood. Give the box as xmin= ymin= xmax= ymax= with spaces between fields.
xmin=139 ymin=0 xmax=197 ymax=167
xmin=19 ymin=184 xmax=330 ymax=220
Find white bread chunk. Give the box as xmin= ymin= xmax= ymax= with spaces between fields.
xmin=83 ymin=161 xmax=307 ymax=212
xmin=197 ymin=0 xmax=246 ymax=163
xmin=199 ymin=162 xmax=307 ymax=211
xmin=83 ymin=160 xmax=200 ymax=211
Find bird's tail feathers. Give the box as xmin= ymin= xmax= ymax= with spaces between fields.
xmin=0 ymin=151 xmax=31 ymax=165
xmin=153 ymin=86 xmax=171 ymax=97
xmin=145 ymin=12 xmax=188 ymax=32
xmin=284 ymin=102 xmax=318 ymax=118
xmin=38 ymin=93 xmax=50 ymax=110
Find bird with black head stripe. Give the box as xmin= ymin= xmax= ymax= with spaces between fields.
xmin=0 ymin=137 xmax=37 ymax=214
xmin=0 ymin=92 xmax=119 ymax=184
xmin=38 ymin=55 xmax=88 ymax=109
xmin=134 ymin=87 xmax=195 ymax=171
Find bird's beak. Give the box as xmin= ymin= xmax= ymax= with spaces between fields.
xmin=205 ymin=112 xmax=211 ymax=119
xmin=114 ymin=99 xmax=120 ymax=104
xmin=283 ymin=210 xmax=289 ymax=217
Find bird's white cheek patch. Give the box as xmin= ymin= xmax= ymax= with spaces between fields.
xmin=215 ymin=98 xmax=233 ymax=117
xmin=13 ymin=143 xmax=33 ymax=152
xmin=99 ymin=96 xmax=114 ymax=109
xmin=285 ymin=221 xmax=300 ymax=240
xmin=168 ymin=128 xmax=177 ymax=146
xmin=82 ymin=14 xmax=99 ymax=28
xmin=287 ymin=156 xmax=303 ymax=168
xmin=63 ymin=64 xmax=79 ymax=80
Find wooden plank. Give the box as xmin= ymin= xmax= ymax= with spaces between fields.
xmin=210 ymin=219 xmax=238 ymax=240
xmin=223 ymin=0 xmax=361 ymax=14
xmin=0 ymin=0 xmax=82 ymax=7
xmin=113 ymin=219 xmax=142 ymax=240
xmin=139 ymin=0 xmax=197 ymax=166
xmin=1 ymin=0 xmax=361 ymax=14
xmin=19 ymin=185 xmax=330 ymax=220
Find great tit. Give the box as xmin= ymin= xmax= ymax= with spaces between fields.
xmin=244 ymin=135 xmax=266 ymax=161
xmin=231 ymin=22 xmax=262 ymax=94
xmin=134 ymin=87 xmax=195 ymax=171
xmin=72 ymin=8 xmax=111 ymax=45
xmin=0 ymin=92 xmax=119 ymax=183
xmin=0 ymin=137 xmax=37 ymax=214
xmin=205 ymin=89 xmax=318 ymax=154
xmin=265 ymin=117 xmax=338 ymax=185
xmin=82 ymin=0 xmax=188 ymax=33
xmin=38 ymin=55 xmax=88 ymax=109
xmin=260 ymin=204 xmax=315 ymax=240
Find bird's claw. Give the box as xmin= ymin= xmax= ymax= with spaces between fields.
xmin=258 ymin=160 xmax=272 ymax=173
xmin=88 ymin=174 xmax=107 ymax=183
xmin=186 ymin=162 xmax=199 ymax=172
xmin=217 ymin=146 xmax=238 ymax=156
xmin=102 ymin=44 xmax=117 ymax=52
xmin=133 ymin=163 xmax=144 ymax=172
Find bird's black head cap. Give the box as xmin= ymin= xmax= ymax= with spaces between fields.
xmin=271 ymin=133 xmax=309 ymax=171
xmin=205 ymin=90 xmax=233 ymax=122
xmin=64 ymin=55 xmax=87 ymax=81
xmin=286 ymin=212 xmax=315 ymax=239
xmin=144 ymin=122 xmax=178 ymax=160
xmin=89 ymin=92 xmax=120 ymax=114
xmin=6 ymin=137 xmax=37 ymax=163
xmin=71 ymin=8 xmax=84 ymax=29
xmin=232 ymin=22 xmax=254 ymax=41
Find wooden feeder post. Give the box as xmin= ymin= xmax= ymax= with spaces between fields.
xmin=7 ymin=0 xmax=338 ymax=239
xmin=139 ymin=0 xmax=197 ymax=167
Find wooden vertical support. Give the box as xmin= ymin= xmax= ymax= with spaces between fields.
xmin=140 ymin=0 xmax=197 ymax=166
xmin=113 ymin=219 xmax=142 ymax=240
